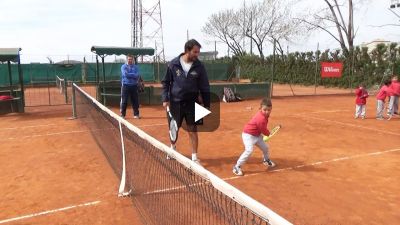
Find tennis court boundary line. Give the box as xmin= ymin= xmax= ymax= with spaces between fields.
xmin=0 ymin=200 xmax=101 ymax=224
xmin=295 ymin=115 xmax=400 ymax=136
xmin=3 ymin=128 xmax=115 ymax=141
xmin=0 ymin=124 xmax=56 ymax=131
xmin=302 ymin=109 xmax=350 ymax=114
xmin=224 ymin=148 xmax=400 ymax=181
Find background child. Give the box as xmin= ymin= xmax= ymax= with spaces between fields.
xmin=387 ymin=75 xmax=399 ymax=120
xmin=376 ymin=80 xmax=391 ymax=120
xmin=233 ymin=98 xmax=276 ymax=176
xmin=355 ymin=83 xmax=369 ymax=119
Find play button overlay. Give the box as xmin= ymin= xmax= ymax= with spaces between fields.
xmin=180 ymin=92 xmax=220 ymax=132
xmin=195 ymin=102 xmax=211 ymax=122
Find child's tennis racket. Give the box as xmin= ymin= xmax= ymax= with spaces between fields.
xmin=166 ymin=106 xmax=178 ymax=144
xmin=263 ymin=125 xmax=281 ymax=142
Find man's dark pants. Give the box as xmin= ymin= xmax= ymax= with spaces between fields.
xmin=120 ymin=84 xmax=139 ymax=117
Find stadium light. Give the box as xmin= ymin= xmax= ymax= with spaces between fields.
xmin=390 ymin=0 xmax=400 ymax=8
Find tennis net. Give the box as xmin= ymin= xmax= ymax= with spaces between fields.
xmin=56 ymin=75 xmax=66 ymax=94
xmin=71 ymin=83 xmax=292 ymax=225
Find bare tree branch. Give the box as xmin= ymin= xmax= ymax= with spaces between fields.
xmin=294 ymin=18 xmax=342 ymax=44
xmin=369 ymin=24 xmax=400 ymax=27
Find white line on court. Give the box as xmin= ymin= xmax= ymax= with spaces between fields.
xmin=0 ymin=200 xmax=101 ymax=224
xmin=223 ymin=148 xmax=400 ymax=181
xmin=137 ymin=123 xmax=168 ymax=128
xmin=141 ymin=148 xmax=400 ymax=196
xmin=3 ymin=128 xmax=115 ymax=141
xmin=295 ymin=115 xmax=400 ymax=136
xmin=0 ymin=124 xmax=56 ymax=131
xmin=134 ymin=148 xmax=400 ymax=197
xmin=300 ymin=109 xmax=350 ymax=114
xmin=0 ymin=119 xmax=99 ymax=132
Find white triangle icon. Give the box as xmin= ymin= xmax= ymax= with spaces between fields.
xmin=195 ymin=102 xmax=211 ymax=122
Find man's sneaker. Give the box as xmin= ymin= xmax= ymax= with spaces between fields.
xmin=120 ymin=114 xmax=125 ymax=119
xmin=133 ymin=115 xmax=140 ymax=119
xmin=232 ymin=165 xmax=243 ymax=176
xmin=166 ymin=145 xmax=176 ymax=160
xmin=263 ymin=159 xmax=276 ymax=168
xmin=192 ymin=159 xmax=201 ymax=165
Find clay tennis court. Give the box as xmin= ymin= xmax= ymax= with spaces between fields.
xmin=1 ymin=84 xmax=399 ymax=224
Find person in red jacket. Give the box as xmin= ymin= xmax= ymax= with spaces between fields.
xmin=387 ymin=75 xmax=400 ymax=120
xmin=355 ymin=83 xmax=369 ymax=119
xmin=376 ymin=80 xmax=391 ymax=120
xmin=232 ymin=98 xmax=276 ymax=176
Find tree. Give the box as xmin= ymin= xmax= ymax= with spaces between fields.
xmin=243 ymin=0 xmax=304 ymax=58
xmin=297 ymin=0 xmax=361 ymax=57
xmin=202 ymin=0 xmax=303 ymax=59
xmin=202 ymin=9 xmax=247 ymax=57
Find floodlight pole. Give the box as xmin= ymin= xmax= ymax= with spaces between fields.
xmin=389 ymin=8 xmax=400 ymax=21
xmin=270 ymin=39 xmax=276 ymax=99
xmin=389 ymin=0 xmax=400 ymax=21
xmin=101 ymin=56 xmax=106 ymax=105
xmin=7 ymin=61 xmax=13 ymax=96
xmin=314 ymin=43 xmax=319 ymax=95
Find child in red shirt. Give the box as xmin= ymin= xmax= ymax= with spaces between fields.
xmin=233 ymin=98 xmax=276 ymax=176
xmin=355 ymin=83 xmax=369 ymax=119
xmin=376 ymin=80 xmax=391 ymax=120
xmin=387 ymin=76 xmax=399 ymax=119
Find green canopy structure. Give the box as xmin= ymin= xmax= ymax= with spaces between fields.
xmin=0 ymin=48 xmax=24 ymax=113
xmin=0 ymin=48 xmax=22 ymax=62
xmin=90 ymin=46 xmax=155 ymax=57
xmin=90 ymin=46 xmax=155 ymax=104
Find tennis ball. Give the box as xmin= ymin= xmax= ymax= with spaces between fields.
xmin=263 ymin=135 xmax=269 ymax=142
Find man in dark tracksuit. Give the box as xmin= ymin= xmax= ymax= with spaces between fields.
xmin=161 ymin=39 xmax=210 ymax=164
xmin=120 ymin=54 xmax=140 ymax=119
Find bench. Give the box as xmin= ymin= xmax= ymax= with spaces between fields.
xmin=0 ymin=97 xmax=22 ymax=113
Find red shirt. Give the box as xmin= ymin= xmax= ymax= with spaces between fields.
xmin=243 ymin=111 xmax=270 ymax=136
xmin=376 ymin=85 xmax=390 ymax=101
xmin=389 ymin=81 xmax=400 ymax=96
xmin=355 ymin=88 xmax=368 ymax=105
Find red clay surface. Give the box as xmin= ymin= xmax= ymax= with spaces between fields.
xmin=0 ymin=106 xmax=142 ymax=225
xmin=1 ymin=85 xmax=399 ymax=225
xmin=124 ymin=94 xmax=399 ymax=224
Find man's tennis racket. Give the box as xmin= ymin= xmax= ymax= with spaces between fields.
xmin=263 ymin=125 xmax=281 ymax=142
xmin=166 ymin=106 xmax=178 ymax=144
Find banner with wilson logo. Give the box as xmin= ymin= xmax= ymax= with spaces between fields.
xmin=321 ymin=62 xmax=343 ymax=78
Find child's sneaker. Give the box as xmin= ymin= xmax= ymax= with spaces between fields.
xmin=263 ymin=159 xmax=276 ymax=168
xmin=361 ymin=116 xmax=365 ymax=120
xmin=232 ymin=165 xmax=243 ymax=176
xmin=354 ymin=115 xmax=358 ymax=119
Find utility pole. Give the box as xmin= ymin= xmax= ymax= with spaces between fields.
xmin=250 ymin=10 xmax=253 ymax=55
xmin=389 ymin=0 xmax=400 ymax=21
xmin=270 ymin=39 xmax=276 ymax=98
xmin=131 ymin=0 xmax=165 ymax=62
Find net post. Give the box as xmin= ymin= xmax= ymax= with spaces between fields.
xmin=71 ymin=83 xmax=77 ymax=119
xmin=118 ymin=120 xmax=131 ymax=197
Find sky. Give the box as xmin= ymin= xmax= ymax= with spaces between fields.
xmin=0 ymin=0 xmax=399 ymax=63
